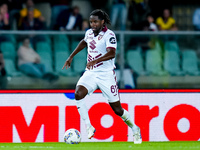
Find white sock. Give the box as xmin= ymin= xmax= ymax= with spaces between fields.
xmin=121 ymin=109 xmax=138 ymax=134
xmin=76 ymin=99 xmax=92 ymax=129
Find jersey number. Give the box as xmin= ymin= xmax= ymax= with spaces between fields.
xmin=111 ymin=85 xmax=118 ymax=96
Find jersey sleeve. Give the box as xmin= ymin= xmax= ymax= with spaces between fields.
xmin=83 ymin=29 xmax=90 ymax=43
xmin=105 ymin=31 xmax=117 ymax=50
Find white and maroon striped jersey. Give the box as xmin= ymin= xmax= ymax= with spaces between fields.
xmin=83 ymin=26 xmax=117 ymax=72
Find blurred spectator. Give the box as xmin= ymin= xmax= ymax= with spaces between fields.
xmin=133 ymin=13 xmax=157 ymax=31
xmin=19 ymin=7 xmax=44 ymax=30
xmin=110 ymin=0 xmax=127 ymax=30
xmin=89 ymin=0 xmax=108 ymax=10
xmin=19 ymin=7 xmax=45 ymax=47
xmin=0 ymin=2 xmax=11 ymax=43
xmin=0 ymin=3 xmax=10 ymax=30
xmin=17 ymin=38 xmax=58 ymax=81
xmin=82 ymin=19 xmax=89 ymax=31
xmin=156 ymin=8 xmax=178 ymax=31
xmin=128 ymin=0 xmax=151 ymax=30
xmin=7 ymin=0 xmax=23 ymax=30
xmin=0 ymin=50 xmax=7 ymax=89
xmin=50 ymin=0 xmax=72 ymax=29
xmin=193 ymin=8 xmax=200 ymax=31
xmin=19 ymin=0 xmax=45 ymax=27
xmin=146 ymin=13 xmax=158 ymax=31
xmin=115 ymin=54 xmax=137 ymax=89
xmin=55 ymin=6 xmax=83 ymax=31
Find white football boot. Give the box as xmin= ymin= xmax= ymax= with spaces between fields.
xmin=133 ymin=127 xmax=142 ymax=144
xmin=87 ymin=126 xmax=96 ymax=139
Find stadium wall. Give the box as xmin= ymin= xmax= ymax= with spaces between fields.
xmin=0 ymin=89 xmax=199 ymax=143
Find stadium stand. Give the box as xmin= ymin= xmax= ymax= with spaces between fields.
xmin=182 ymin=50 xmax=200 ymax=75
xmin=35 ymin=41 xmax=54 ymax=73
xmin=53 ymin=34 xmax=70 ymax=45
xmin=0 ymin=42 xmax=16 ymax=61
xmin=145 ymin=49 xmax=168 ymax=76
xmin=55 ymin=51 xmax=75 ymax=76
xmin=37 ymin=51 xmax=53 ymax=73
xmin=4 ymin=59 xmax=22 ymax=77
xmin=126 ymin=47 xmax=146 ymax=75
xmin=72 ymin=40 xmax=87 ymax=74
xmin=164 ymin=41 xmax=180 ymax=52
xmin=53 ymin=42 xmax=70 ymax=54
xmin=163 ymin=50 xmax=184 ymax=75
xmin=36 ymin=41 xmax=52 ymax=54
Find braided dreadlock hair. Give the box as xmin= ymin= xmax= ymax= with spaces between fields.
xmin=90 ymin=9 xmax=111 ymax=25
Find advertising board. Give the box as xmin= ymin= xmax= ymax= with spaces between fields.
xmin=0 ymin=90 xmax=199 ymax=142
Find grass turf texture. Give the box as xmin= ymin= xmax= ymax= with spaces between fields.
xmin=0 ymin=141 xmax=199 ymax=150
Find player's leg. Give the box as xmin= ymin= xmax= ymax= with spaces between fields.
xmin=75 ymin=85 xmax=91 ymax=129
xmin=98 ymin=71 xmax=142 ymax=143
xmin=75 ymin=71 xmax=97 ymax=139
xmin=75 ymin=85 xmax=95 ymax=139
xmin=109 ymin=101 xmax=138 ymax=130
xmin=109 ymin=101 xmax=142 ymax=144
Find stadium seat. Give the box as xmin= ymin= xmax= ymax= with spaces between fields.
xmin=0 ymin=34 xmax=16 ymax=45
xmin=71 ymin=41 xmax=80 ymax=51
xmin=36 ymin=42 xmax=52 ymax=55
xmin=163 ymin=51 xmax=184 ymax=75
xmin=71 ymin=40 xmax=87 ymax=73
xmin=154 ymin=41 xmax=163 ymax=54
xmin=4 ymin=59 xmax=22 ymax=76
xmin=73 ymin=48 xmax=87 ymax=74
xmin=126 ymin=48 xmax=146 ymax=75
xmin=43 ymin=35 xmax=52 ymax=45
xmin=55 ymin=51 xmax=75 ymax=76
xmin=53 ymin=35 xmax=69 ymax=45
xmin=116 ymin=42 xmax=120 ymax=54
xmin=145 ymin=50 xmax=168 ymax=75
xmin=164 ymin=41 xmax=180 ymax=52
xmin=37 ymin=51 xmax=53 ymax=73
xmin=5 ymin=34 xmax=17 ymax=47
xmin=54 ymin=42 xmax=70 ymax=54
xmin=182 ymin=50 xmax=200 ymax=75
xmin=0 ymin=42 xmax=16 ymax=61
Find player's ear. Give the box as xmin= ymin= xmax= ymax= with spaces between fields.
xmin=101 ymin=19 xmax=105 ymax=24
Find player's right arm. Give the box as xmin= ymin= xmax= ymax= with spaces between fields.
xmin=62 ymin=39 xmax=87 ymax=69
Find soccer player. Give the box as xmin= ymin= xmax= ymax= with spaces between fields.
xmin=62 ymin=9 xmax=142 ymax=144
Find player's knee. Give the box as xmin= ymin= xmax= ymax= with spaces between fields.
xmin=75 ymin=91 xmax=84 ymax=100
xmin=113 ymin=108 xmax=123 ymax=116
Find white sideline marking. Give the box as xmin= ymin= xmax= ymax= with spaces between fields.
xmin=0 ymin=145 xmax=200 ymax=149
xmin=0 ymin=146 xmax=61 ymax=149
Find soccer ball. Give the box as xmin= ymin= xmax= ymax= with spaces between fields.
xmin=64 ymin=129 xmax=81 ymax=144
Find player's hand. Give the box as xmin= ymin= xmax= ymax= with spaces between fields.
xmin=62 ymin=57 xmax=73 ymax=69
xmin=34 ymin=58 xmax=40 ymax=64
xmin=86 ymin=60 xmax=97 ymax=70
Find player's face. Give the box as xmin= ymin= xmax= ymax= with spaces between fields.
xmin=89 ymin=15 xmax=104 ymax=35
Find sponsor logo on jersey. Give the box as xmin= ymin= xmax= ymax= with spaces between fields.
xmin=89 ymin=51 xmax=98 ymax=53
xmin=87 ymin=36 xmax=93 ymax=40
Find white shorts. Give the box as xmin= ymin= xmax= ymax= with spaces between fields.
xmin=76 ymin=70 xmax=120 ymax=103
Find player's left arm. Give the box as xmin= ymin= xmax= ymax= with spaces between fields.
xmin=86 ymin=47 xmax=116 ymax=70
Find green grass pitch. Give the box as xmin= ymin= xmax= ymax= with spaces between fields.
xmin=0 ymin=141 xmax=199 ymax=150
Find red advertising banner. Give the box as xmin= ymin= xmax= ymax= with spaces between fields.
xmin=0 ymin=89 xmax=199 ymax=143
